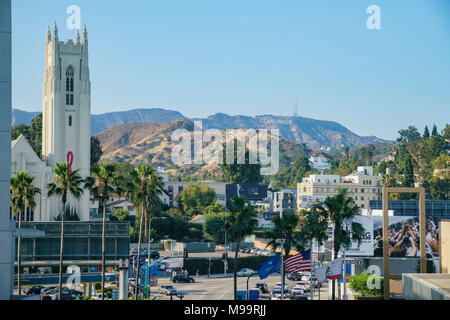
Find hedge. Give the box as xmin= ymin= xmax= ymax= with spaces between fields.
xmin=184 ymin=255 xmax=275 ymax=275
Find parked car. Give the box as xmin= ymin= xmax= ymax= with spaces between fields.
xmin=171 ymin=274 xmax=195 ymax=283
xmin=243 ymin=248 xmax=251 ymax=253
xmin=40 ymin=286 xmax=58 ymax=295
xmin=159 ymin=285 xmax=177 ymax=295
xmin=237 ymin=268 xmax=256 ymax=277
xmin=250 ymin=248 xmax=259 ymax=254
xmin=42 ymin=288 xmax=81 ymax=300
xmin=287 ymin=273 xmax=303 ymax=281
xmin=143 ymin=250 xmax=160 ymax=260
xmin=93 ymin=293 xmax=108 ymax=300
xmin=301 ymin=274 xmax=311 ymax=282
xmin=24 ymin=286 xmax=44 ymax=295
xmin=255 ymin=282 xmax=269 ymax=293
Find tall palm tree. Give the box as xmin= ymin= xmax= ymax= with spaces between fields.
xmin=322 ymin=188 xmax=364 ymax=300
xmin=128 ymin=164 xmax=165 ymax=300
xmin=265 ymin=210 xmax=301 ymax=288
xmin=47 ymin=162 xmax=84 ymax=300
xmin=224 ymin=196 xmax=258 ymax=300
xmin=85 ymin=161 xmax=119 ymax=300
xmin=10 ymin=171 xmax=41 ymax=295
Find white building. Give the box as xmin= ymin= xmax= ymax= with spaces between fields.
xmin=10 ymin=24 xmax=91 ymax=221
xmin=297 ymin=166 xmax=382 ymax=211
xmin=309 ymin=156 xmax=331 ymax=170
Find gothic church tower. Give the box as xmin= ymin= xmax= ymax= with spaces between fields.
xmin=42 ymin=23 xmax=91 ymax=220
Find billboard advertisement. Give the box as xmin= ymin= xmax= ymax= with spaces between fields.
xmin=298 ymin=195 xmax=324 ymax=209
xmin=226 ymin=184 xmax=268 ymax=201
xmin=372 ymin=216 xmax=440 ymax=258
xmin=343 ymin=215 xmax=374 ymax=257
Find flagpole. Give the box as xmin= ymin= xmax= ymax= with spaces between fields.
xmin=310 ymin=247 xmax=313 ymax=300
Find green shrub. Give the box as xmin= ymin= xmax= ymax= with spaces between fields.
xmin=348 ymin=273 xmax=383 ymax=297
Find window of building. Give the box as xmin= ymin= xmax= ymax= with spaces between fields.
xmin=66 ymin=66 xmax=74 ymax=106
xmin=69 ymin=115 xmax=72 ymax=126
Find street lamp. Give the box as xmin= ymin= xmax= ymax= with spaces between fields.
xmin=147 ymin=216 xmax=167 ymax=299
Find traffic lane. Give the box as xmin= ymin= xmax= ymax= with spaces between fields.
xmin=153 ymin=274 xmax=300 ymax=300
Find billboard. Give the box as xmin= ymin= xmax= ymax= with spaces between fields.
xmin=343 ymin=215 xmax=374 ymax=257
xmin=298 ymin=195 xmax=324 ymax=208
xmin=226 ymin=184 xmax=268 ymax=201
xmin=362 ymin=209 xmax=394 ymax=216
xmin=372 ymin=216 xmax=440 ymax=258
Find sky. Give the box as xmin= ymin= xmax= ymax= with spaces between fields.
xmin=11 ymin=0 xmax=450 ymax=140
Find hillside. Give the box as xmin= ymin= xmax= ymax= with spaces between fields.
xmin=14 ymin=108 xmax=389 ymax=149
xmin=94 ymin=119 xmax=313 ymax=178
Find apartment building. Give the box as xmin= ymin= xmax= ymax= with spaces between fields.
xmin=297 ymin=166 xmax=382 ymax=211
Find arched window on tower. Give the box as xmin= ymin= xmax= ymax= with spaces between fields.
xmin=66 ymin=67 xmax=74 ymax=106
xmin=69 ymin=115 xmax=72 ymax=126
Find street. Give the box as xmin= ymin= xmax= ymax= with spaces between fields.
xmin=151 ymin=274 xmax=329 ymax=300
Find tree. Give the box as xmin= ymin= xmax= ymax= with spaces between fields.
xmin=443 ymin=124 xmax=450 ymax=140
xmin=176 ymin=183 xmax=216 ymax=216
xmin=128 ymin=164 xmax=165 ymax=299
xmin=91 ymin=136 xmax=103 ymax=166
xmin=423 ymin=126 xmax=430 ymax=139
xmin=47 ymin=162 xmax=84 ymax=300
xmin=224 ymin=196 xmax=258 ymax=300
xmin=10 ymin=171 xmax=41 ymax=295
xmin=221 ymin=140 xmax=262 ymax=184
xmin=397 ymin=126 xmax=421 ymax=143
xmin=53 ymin=205 xmax=80 ymax=221
xmin=84 ymin=161 xmax=119 ymax=300
xmin=265 ymin=210 xmax=300 ymax=257
xmin=431 ymin=124 xmax=438 ymax=136
xmin=12 ymin=113 xmax=43 ymax=158
xmin=111 ymin=208 xmax=130 ymax=221
xmin=320 ymin=188 xmax=365 ymax=300
xmin=203 ymin=211 xmax=228 ymax=243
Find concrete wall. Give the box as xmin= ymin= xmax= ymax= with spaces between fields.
xmin=403 ymin=274 xmax=450 ymax=300
xmin=0 ymin=0 xmax=13 ymax=300
xmin=439 ymin=220 xmax=450 ymax=274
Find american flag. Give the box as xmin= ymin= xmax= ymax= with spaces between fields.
xmin=284 ymin=249 xmax=311 ymax=273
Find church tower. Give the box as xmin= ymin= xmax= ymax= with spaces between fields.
xmin=42 ymin=23 xmax=91 ymax=220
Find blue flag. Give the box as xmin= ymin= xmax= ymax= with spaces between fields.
xmin=257 ymin=253 xmax=281 ymax=280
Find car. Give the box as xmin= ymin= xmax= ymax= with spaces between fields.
xmin=295 ymin=281 xmax=310 ymax=292
xmin=250 ymin=248 xmax=259 ymax=254
xmin=42 ymin=287 xmax=82 ymax=300
xmin=159 ymin=285 xmax=177 ymax=295
xmin=237 ymin=268 xmax=256 ymax=277
xmin=24 ymin=286 xmax=44 ymax=295
xmin=243 ymin=248 xmax=251 ymax=253
xmin=171 ymin=274 xmax=195 ymax=283
xmin=93 ymin=293 xmax=108 ymax=300
xmin=301 ymin=274 xmax=311 ymax=282
xmin=143 ymin=250 xmax=160 ymax=260
xmin=287 ymin=273 xmax=303 ymax=281
xmin=255 ymin=282 xmax=269 ymax=293
xmin=274 ymin=282 xmax=289 ymax=292
xmin=269 ymin=287 xmax=282 ymax=300
xmin=40 ymin=286 xmax=58 ymax=295
xmin=290 ymin=287 xmax=305 ymax=299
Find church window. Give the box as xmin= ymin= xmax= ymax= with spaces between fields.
xmin=69 ymin=115 xmax=72 ymax=126
xmin=66 ymin=67 xmax=74 ymax=106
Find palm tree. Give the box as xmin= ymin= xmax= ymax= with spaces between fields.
xmin=128 ymin=164 xmax=165 ymax=300
xmin=47 ymin=162 xmax=84 ymax=300
xmin=10 ymin=171 xmax=41 ymax=295
xmin=321 ymin=188 xmax=364 ymax=300
xmin=224 ymin=196 xmax=258 ymax=300
xmin=85 ymin=161 xmax=119 ymax=300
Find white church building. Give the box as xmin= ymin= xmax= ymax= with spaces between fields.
xmin=11 ymin=24 xmax=91 ymax=221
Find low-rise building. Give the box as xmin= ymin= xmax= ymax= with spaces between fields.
xmin=297 ymin=166 xmax=382 ymax=211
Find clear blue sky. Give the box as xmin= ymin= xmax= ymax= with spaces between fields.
xmin=11 ymin=0 xmax=450 ymax=140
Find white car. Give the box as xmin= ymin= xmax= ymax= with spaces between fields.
xmin=274 ymin=282 xmax=289 ymax=292
xmin=237 ymin=268 xmax=256 ymax=277
xmin=295 ymin=281 xmax=310 ymax=292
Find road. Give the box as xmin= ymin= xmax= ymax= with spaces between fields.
xmin=151 ymin=274 xmax=329 ymax=300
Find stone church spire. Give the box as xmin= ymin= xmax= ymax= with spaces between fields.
xmin=52 ymin=22 xmax=58 ymax=42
